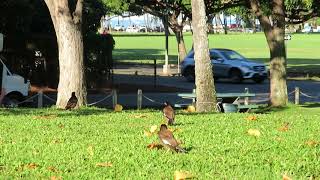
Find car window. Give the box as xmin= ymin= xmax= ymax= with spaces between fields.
xmin=219 ymin=50 xmax=246 ymax=60
xmin=210 ymin=51 xmax=222 ymax=60
xmin=187 ymin=52 xmax=194 ymax=58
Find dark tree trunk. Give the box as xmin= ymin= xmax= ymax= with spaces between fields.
xmin=173 ymin=30 xmax=187 ymax=62
xmin=249 ymin=0 xmax=288 ymax=107
xmin=252 ymin=16 xmax=257 ymax=33
xmin=207 ymin=14 xmax=215 ymax=34
xmin=223 ymin=13 xmax=228 ymax=34
xmin=44 ymin=0 xmax=87 ymax=108
xmin=168 ymin=13 xmax=188 ymax=62
xmin=191 ymin=0 xmax=218 ymax=112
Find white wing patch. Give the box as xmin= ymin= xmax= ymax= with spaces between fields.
xmin=162 ymin=139 xmax=171 ymax=145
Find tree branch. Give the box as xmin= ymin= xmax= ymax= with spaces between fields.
xmin=73 ymin=0 xmax=83 ymax=25
xmin=248 ymin=0 xmax=272 ymax=33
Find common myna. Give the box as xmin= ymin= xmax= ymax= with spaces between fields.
xmin=163 ymin=101 xmax=175 ymax=125
xmin=65 ymin=92 xmax=78 ymax=110
xmin=158 ymin=124 xmax=186 ymax=153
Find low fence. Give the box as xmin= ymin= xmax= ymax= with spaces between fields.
xmin=11 ymin=87 xmax=320 ymax=109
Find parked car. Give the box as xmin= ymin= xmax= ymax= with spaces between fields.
xmin=0 ymin=33 xmax=30 ymax=107
xmin=114 ymin=25 xmax=124 ymax=31
xmin=138 ymin=26 xmax=147 ymax=32
xmin=125 ymin=26 xmax=139 ymax=33
xmin=302 ymin=26 xmax=312 ymax=33
xmin=180 ymin=48 xmax=268 ymax=83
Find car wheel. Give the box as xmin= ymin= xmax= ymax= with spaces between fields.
xmin=229 ymin=69 xmax=243 ymax=83
xmin=3 ymin=94 xmax=21 ymax=108
xmin=184 ymin=67 xmax=195 ymax=82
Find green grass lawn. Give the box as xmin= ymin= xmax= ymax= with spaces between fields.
xmin=1 ymin=105 xmax=320 ymax=179
xmin=112 ymin=33 xmax=320 ymax=76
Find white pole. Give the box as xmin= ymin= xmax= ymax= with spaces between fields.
xmin=112 ymin=89 xmax=118 ymax=108
xmin=137 ymin=89 xmax=142 ymax=110
xmin=38 ymin=90 xmax=43 ymax=108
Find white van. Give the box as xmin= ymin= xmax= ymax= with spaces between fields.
xmin=0 ymin=33 xmax=30 ymax=106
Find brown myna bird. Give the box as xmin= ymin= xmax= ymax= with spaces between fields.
xmin=163 ymin=101 xmax=175 ymax=125
xmin=65 ymin=92 xmax=78 ymax=110
xmin=158 ymin=124 xmax=186 ymax=153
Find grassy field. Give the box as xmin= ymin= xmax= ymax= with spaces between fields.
xmin=1 ymin=105 xmax=320 ymax=179
xmin=112 ymin=33 xmax=320 ymax=76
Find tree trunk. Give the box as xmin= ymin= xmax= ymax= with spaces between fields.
xmin=223 ymin=13 xmax=228 ymax=34
xmin=268 ymin=37 xmax=288 ymax=106
xmin=191 ymin=0 xmax=218 ymax=112
xmin=168 ymin=14 xmax=187 ymax=62
xmin=249 ymin=0 xmax=288 ymax=107
xmin=252 ymin=16 xmax=257 ymax=33
xmin=207 ymin=14 xmax=215 ymax=34
xmin=173 ymin=29 xmax=187 ymax=62
xmin=44 ymin=0 xmax=87 ymax=108
xmin=55 ymin=21 xmax=86 ymax=108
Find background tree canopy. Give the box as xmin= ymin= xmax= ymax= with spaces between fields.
xmin=0 ymin=0 xmax=113 ymax=89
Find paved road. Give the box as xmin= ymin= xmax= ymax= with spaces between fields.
xmin=28 ymin=65 xmax=320 ymax=108
xmin=113 ymin=64 xmax=320 ymax=106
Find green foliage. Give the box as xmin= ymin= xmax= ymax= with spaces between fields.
xmin=285 ymin=0 xmax=313 ymax=10
xmin=0 ymin=105 xmax=320 ymax=178
xmin=102 ymin=0 xmax=131 ymax=15
xmin=83 ymin=0 xmax=109 ymax=34
xmin=84 ymin=32 xmax=115 ymax=87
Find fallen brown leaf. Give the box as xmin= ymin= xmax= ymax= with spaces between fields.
xmin=147 ymin=142 xmax=163 ymax=150
xmin=246 ymin=115 xmax=257 ymax=121
xmin=50 ymin=176 xmax=62 ymax=180
xmin=133 ymin=114 xmax=147 ymax=118
xmin=278 ymin=122 xmax=290 ymax=132
xmin=283 ymin=174 xmax=292 ymax=180
xmin=33 ymin=115 xmax=57 ymax=120
xmin=114 ymin=104 xmax=123 ymax=112
xmin=186 ymin=105 xmax=196 ymax=113
xmin=305 ymin=140 xmax=318 ymax=147
xmin=150 ymin=125 xmax=158 ymax=133
xmin=96 ymin=162 xmax=113 ymax=167
xmin=144 ymin=130 xmax=153 ymax=137
xmin=274 ymin=137 xmax=283 ymax=142
xmin=247 ymin=129 xmax=261 ymax=137
xmin=47 ymin=166 xmax=59 ymax=173
xmin=87 ymin=146 xmax=94 ymax=157
xmin=27 ymin=163 xmax=39 ymax=169
xmin=174 ymin=170 xmax=195 ymax=180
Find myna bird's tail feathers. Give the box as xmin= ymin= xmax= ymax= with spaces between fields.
xmin=175 ymin=146 xmax=187 ymax=153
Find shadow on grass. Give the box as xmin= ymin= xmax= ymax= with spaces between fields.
xmin=172 ymin=122 xmax=195 ymax=126
xmin=184 ymin=146 xmax=194 ymax=153
xmin=0 ymin=107 xmax=112 ymax=117
xmin=254 ymin=106 xmax=289 ymax=114
xmin=300 ymin=103 xmax=320 ymax=108
xmin=254 ymin=58 xmax=320 ymax=75
xmin=112 ymin=33 xmax=174 ymax=37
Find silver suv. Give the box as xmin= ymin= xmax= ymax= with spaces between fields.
xmin=180 ymin=48 xmax=268 ymax=83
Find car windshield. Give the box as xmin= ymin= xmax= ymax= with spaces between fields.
xmin=219 ymin=50 xmax=246 ymax=61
